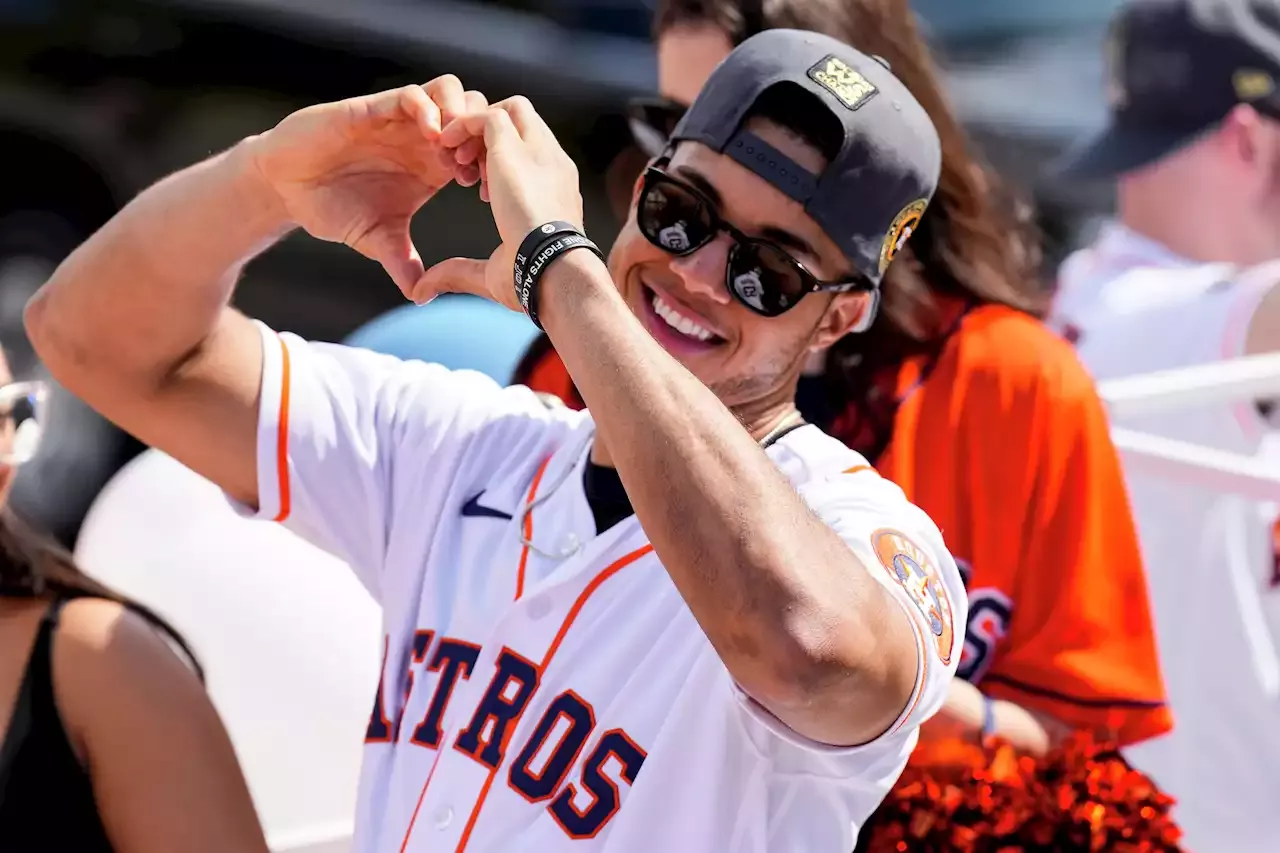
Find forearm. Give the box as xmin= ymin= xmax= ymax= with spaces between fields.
xmin=539 ymin=254 xmax=912 ymax=738
xmin=26 ymin=138 xmax=292 ymax=389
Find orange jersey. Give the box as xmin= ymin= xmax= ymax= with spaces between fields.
xmin=878 ymin=305 xmax=1170 ymax=745
xmin=517 ymin=306 xmax=1171 ymax=745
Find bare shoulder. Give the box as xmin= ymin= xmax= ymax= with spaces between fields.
xmin=55 ymin=597 xmax=184 ymax=659
xmin=53 ymin=598 xmax=203 ymax=740
xmin=949 ymin=305 xmax=1100 ymax=404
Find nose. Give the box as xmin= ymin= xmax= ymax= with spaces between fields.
xmin=668 ymin=234 xmax=733 ymax=305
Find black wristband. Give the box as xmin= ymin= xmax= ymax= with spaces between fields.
xmin=514 ymin=221 xmax=579 ymax=313
xmin=514 ymin=223 xmax=604 ymax=329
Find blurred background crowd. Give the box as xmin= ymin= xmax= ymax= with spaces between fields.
xmin=3 ymin=1 xmax=1280 ymax=852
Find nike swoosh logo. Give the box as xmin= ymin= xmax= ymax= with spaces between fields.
xmin=460 ymin=492 xmax=514 ymax=521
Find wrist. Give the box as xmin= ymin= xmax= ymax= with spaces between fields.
xmin=537 ymin=249 xmax=614 ymax=334
xmin=226 ymin=136 xmax=297 ymax=238
xmin=979 ymin=693 xmax=997 ymax=741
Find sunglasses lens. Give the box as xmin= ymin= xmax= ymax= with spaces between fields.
xmin=639 ymin=177 xmax=715 ymax=256
xmin=729 ymin=244 xmax=808 ymax=316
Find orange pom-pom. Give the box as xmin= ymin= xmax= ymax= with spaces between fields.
xmin=855 ymin=732 xmax=1184 ymax=853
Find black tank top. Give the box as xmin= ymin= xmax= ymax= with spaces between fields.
xmin=0 ymin=598 xmax=115 ymax=852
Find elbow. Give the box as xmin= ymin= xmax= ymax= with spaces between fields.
xmin=743 ymin=588 xmax=919 ymax=727
xmin=24 ymin=285 xmax=65 ymax=370
xmin=25 ymin=283 xmax=89 ymax=388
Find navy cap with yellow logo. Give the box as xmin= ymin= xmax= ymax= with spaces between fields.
xmin=667 ymin=28 xmax=941 ymax=287
xmin=1057 ymin=0 xmax=1280 ymax=180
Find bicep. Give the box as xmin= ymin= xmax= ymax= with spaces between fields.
xmin=58 ymin=601 xmax=269 ymax=853
xmin=739 ymin=476 xmax=967 ymax=749
xmin=65 ymin=308 xmax=264 ymax=509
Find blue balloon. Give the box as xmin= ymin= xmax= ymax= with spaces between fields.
xmin=343 ymin=296 xmax=541 ymax=384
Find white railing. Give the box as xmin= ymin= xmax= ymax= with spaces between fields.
xmin=1099 ymin=351 xmax=1280 ymax=499
xmin=1097 ymin=351 xmax=1280 ymax=697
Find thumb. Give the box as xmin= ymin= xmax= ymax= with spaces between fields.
xmin=412 ymin=256 xmax=490 ymax=305
xmin=360 ymin=225 xmax=425 ymax=299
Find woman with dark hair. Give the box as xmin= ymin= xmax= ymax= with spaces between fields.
xmin=0 ymin=354 xmax=269 ymax=852
xmin=515 ymin=0 xmax=1171 ymax=757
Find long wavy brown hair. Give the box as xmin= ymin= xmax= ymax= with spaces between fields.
xmin=0 ymin=507 xmax=203 ymax=679
xmin=651 ymin=0 xmax=1046 ymax=458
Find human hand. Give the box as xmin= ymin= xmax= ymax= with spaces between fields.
xmin=413 ymin=97 xmax=588 ymax=309
xmin=245 ymin=75 xmax=487 ymax=297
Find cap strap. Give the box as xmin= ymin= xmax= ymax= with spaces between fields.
xmin=724 ymin=129 xmax=817 ymax=204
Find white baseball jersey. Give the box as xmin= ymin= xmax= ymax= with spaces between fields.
xmin=235 ymin=320 xmax=967 ymax=853
xmin=1052 ymin=222 xmax=1280 ymax=853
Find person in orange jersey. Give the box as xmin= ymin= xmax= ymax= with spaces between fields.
xmin=515 ymin=0 xmax=1171 ymax=756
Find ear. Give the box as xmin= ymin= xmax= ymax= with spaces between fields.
xmin=1222 ymin=103 xmax=1268 ymax=169
xmin=631 ymin=168 xmax=647 ymax=205
xmin=810 ymin=293 xmax=870 ymax=351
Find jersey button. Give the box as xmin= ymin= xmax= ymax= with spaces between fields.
xmin=433 ymin=805 xmax=454 ymax=830
xmin=560 ymin=532 xmax=580 ymax=557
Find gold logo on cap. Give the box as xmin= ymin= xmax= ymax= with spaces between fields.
xmin=807 ymin=56 xmax=878 ymax=111
xmin=879 ymin=199 xmax=928 ymax=275
xmin=1234 ymin=68 xmax=1275 ymax=101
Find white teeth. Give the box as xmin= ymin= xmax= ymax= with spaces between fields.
xmin=652 ymin=293 xmax=715 ymax=341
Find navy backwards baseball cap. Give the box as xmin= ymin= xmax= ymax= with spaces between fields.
xmin=1057 ymin=0 xmax=1280 ymax=181
xmin=666 ymin=29 xmax=942 ymax=288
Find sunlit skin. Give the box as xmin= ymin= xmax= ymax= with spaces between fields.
xmin=654 ymin=23 xmax=834 ymax=380
xmin=651 ymin=20 xmax=1074 ymax=755
xmin=604 ymin=118 xmax=867 ymax=431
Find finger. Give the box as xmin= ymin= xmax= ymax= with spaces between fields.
xmin=398 ymin=85 xmax=441 ymax=137
xmin=439 ymin=88 xmax=491 ymax=173
xmin=452 ymin=135 xmax=485 ymax=167
xmin=412 ymin=256 xmax=489 ymax=305
xmin=477 ymin=154 xmax=490 ymax=202
xmin=424 ymin=74 xmax=468 ymax=126
xmin=440 ymin=107 xmax=519 ymax=151
xmin=464 ymin=89 xmax=489 ymax=115
xmin=362 ymin=85 xmax=436 ymax=133
xmin=357 ymin=224 xmax=425 ymax=299
xmin=455 ymin=162 xmax=481 ymax=187
xmin=493 ymin=95 xmax=554 ymax=145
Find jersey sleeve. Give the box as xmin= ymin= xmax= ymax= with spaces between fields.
xmin=236 ymin=321 xmax=574 ymax=600
xmin=730 ymin=469 xmax=968 ymax=765
xmin=976 ymin=355 xmax=1173 ymax=745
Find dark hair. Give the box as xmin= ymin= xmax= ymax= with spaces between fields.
xmin=654 ymin=0 xmax=1047 ymax=458
xmin=746 ymin=83 xmax=845 ymax=164
xmin=0 ymin=508 xmax=204 ymax=680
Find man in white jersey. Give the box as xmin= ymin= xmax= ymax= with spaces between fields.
xmin=26 ymin=30 xmax=966 ymax=852
xmin=1052 ymin=2 xmax=1280 ymax=849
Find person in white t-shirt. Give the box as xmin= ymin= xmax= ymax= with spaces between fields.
xmin=1051 ymin=2 xmax=1280 ymax=849
xmin=24 ymin=31 xmax=966 ymax=853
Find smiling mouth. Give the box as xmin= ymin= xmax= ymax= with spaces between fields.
xmin=642 ymin=284 xmax=726 ymax=347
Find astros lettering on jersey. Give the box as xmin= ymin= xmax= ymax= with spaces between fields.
xmin=1052 ymin=222 xmax=1280 ymax=853
xmin=235 ymin=322 xmax=967 ymax=851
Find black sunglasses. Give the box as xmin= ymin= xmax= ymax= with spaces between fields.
xmin=637 ymin=165 xmax=877 ymax=319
